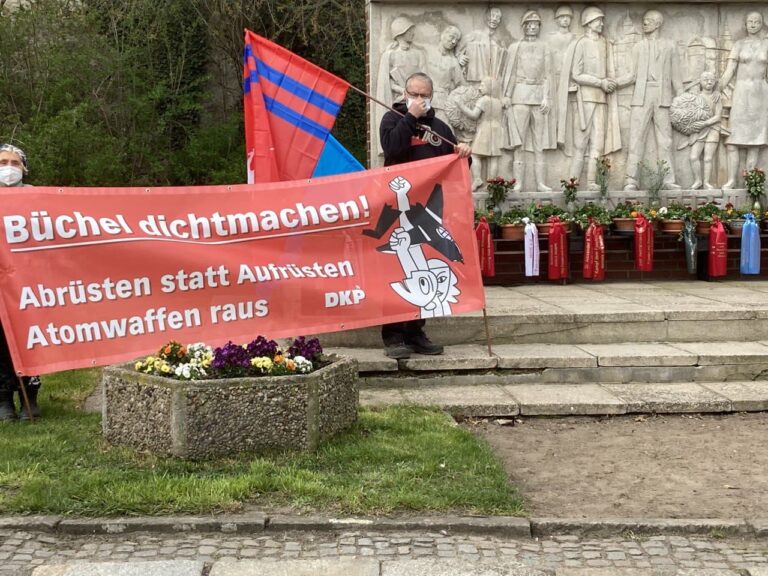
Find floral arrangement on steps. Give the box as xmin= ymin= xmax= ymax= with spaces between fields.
xmin=135 ymin=336 xmax=324 ymax=380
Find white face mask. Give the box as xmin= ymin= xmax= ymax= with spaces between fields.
xmin=406 ymin=97 xmax=432 ymax=112
xmin=0 ymin=166 xmax=23 ymax=187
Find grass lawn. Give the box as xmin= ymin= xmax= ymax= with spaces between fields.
xmin=0 ymin=369 xmax=524 ymax=517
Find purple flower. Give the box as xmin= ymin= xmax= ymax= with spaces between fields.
xmin=246 ymin=336 xmax=278 ymax=358
xmin=212 ymin=341 xmax=251 ymax=369
xmin=288 ymin=336 xmax=323 ymax=361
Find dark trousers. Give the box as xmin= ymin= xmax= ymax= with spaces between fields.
xmin=0 ymin=323 xmax=39 ymax=393
xmin=381 ymin=319 xmax=426 ymax=347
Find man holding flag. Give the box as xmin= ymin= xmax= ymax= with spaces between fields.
xmin=379 ymin=72 xmax=472 ymax=359
xmin=242 ymin=31 xmax=473 ymax=359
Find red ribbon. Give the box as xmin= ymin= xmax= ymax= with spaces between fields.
xmin=548 ymin=216 xmax=569 ymax=280
xmin=708 ymin=215 xmax=728 ymax=277
xmin=475 ymin=217 xmax=495 ymax=278
xmin=634 ymin=213 xmax=654 ymax=272
xmin=583 ymin=219 xmax=605 ymax=281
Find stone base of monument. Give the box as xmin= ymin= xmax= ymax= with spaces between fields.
xmin=102 ymin=357 xmax=358 ymax=459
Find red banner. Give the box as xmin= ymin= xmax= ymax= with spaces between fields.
xmin=0 ymin=155 xmax=482 ymax=375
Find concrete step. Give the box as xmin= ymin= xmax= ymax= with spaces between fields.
xmin=329 ymin=342 xmax=768 ymax=386
xmin=314 ymin=283 xmax=768 ymax=348
xmin=360 ymin=381 xmax=768 ymax=418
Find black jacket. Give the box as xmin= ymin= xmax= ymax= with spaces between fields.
xmin=379 ymin=102 xmax=458 ymax=166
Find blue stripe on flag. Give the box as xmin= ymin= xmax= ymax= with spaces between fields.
xmin=254 ymin=58 xmax=342 ymax=117
xmin=263 ymin=95 xmax=330 ymax=140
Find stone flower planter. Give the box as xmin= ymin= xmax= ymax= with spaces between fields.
xmin=102 ymin=357 xmax=358 ymax=459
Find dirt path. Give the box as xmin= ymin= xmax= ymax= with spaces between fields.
xmin=473 ymin=412 xmax=768 ymax=518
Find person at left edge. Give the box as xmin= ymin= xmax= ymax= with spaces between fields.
xmin=378 ymin=71 xmax=472 ymax=360
xmin=0 ymin=144 xmax=43 ymax=421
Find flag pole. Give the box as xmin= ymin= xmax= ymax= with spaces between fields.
xmin=482 ymin=308 xmax=494 ymax=357
xmin=347 ymin=84 xmax=458 ymax=149
xmin=16 ymin=374 xmax=34 ymax=423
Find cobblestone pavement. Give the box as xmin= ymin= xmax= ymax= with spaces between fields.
xmin=1 ymin=529 xmax=768 ymax=575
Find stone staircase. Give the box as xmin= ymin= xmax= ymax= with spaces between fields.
xmin=318 ymin=282 xmax=768 ymax=417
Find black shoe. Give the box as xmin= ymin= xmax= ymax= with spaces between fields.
xmin=18 ymin=379 xmax=40 ymax=420
xmin=0 ymin=390 xmax=16 ymax=421
xmin=405 ymin=332 xmax=444 ymax=355
xmin=384 ymin=343 xmax=411 ymax=359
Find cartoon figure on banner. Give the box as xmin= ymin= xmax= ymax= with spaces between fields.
xmin=363 ymin=176 xmax=462 ymax=318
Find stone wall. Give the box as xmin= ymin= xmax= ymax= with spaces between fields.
xmin=368 ymin=1 xmax=768 ymax=205
xmin=102 ymin=357 xmax=359 ymax=459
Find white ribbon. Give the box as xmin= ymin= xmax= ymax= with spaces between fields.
xmin=523 ymin=217 xmax=539 ymax=277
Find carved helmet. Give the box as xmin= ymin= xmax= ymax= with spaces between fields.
xmin=555 ymin=5 xmax=574 ymax=18
xmin=581 ymin=6 xmax=605 ymax=26
xmin=391 ymin=16 xmax=415 ymax=39
xmin=521 ymin=10 xmax=542 ymax=25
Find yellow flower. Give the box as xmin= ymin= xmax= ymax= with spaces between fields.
xmin=160 ymin=363 xmax=171 ymax=373
xmin=630 ymin=210 xmax=638 ymax=218
xmin=649 ymin=209 xmax=657 ymax=217
xmin=134 ymin=361 xmax=143 ymax=370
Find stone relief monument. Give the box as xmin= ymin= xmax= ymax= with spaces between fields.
xmin=367 ymin=1 xmax=768 ymax=203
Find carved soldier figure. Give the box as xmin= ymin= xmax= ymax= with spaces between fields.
xmin=458 ymin=6 xmax=507 ymax=83
xmin=502 ymin=10 xmax=555 ymax=191
xmin=377 ymin=17 xmax=427 ymax=107
xmin=619 ymin=10 xmax=683 ymax=191
xmin=428 ymin=25 xmax=467 ymax=124
xmin=557 ymin=6 xmax=621 ymax=191
xmin=549 ymin=5 xmax=576 ymax=83
xmin=549 ymin=5 xmax=576 ymax=155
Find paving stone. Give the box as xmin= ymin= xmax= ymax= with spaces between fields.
xmin=32 ymin=561 xmax=205 ymax=576
xmin=504 ymin=384 xmax=626 ymax=416
xmin=399 ymin=345 xmax=498 ymax=371
xmin=398 ymin=385 xmax=518 ymax=417
xmin=554 ymin=569 xmax=679 ymax=575
xmin=209 ymin=559 xmax=379 ymax=576
xmin=381 ymin=559 xmax=547 ymax=575
xmin=602 ymin=383 xmax=732 ymax=413
xmin=700 ymin=382 xmax=768 ymax=411
xmin=492 ymin=344 xmax=597 ymax=369
xmin=674 ymin=341 xmax=768 ymax=365
xmin=326 ymin=348 xmax=398 ymax=372
xmin=576 ymin=343 xmax=698 ymax=367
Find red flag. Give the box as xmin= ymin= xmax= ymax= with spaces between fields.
xmin=243 ymin=30 xmax=350 ymax=183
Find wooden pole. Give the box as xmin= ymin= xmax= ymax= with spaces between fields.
xmin=482 ymin=307 xmax=494 ymax=357
xmin=16 ymin=374 xmax=34 ymax=423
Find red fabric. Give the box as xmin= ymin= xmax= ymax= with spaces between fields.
xmin=583 ymin=220 xmax=605 ymax=281
xmin=0 ymin=156 xmax=483 ymax=375
xmin=243 ymin=30 xmax=349 ymax=183
xmin=475 ymin=217 xmax=495 ymax=278
xmin=547 ymin=217 xmax=568 ymax=280
xmin=708 ymin=216 xmax=728 ymax=277
xmin=634 ymin=214 xmax=654 ymax=272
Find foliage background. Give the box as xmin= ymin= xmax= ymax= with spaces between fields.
xmin=0 ymin=0 xmax=367 ymax=186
